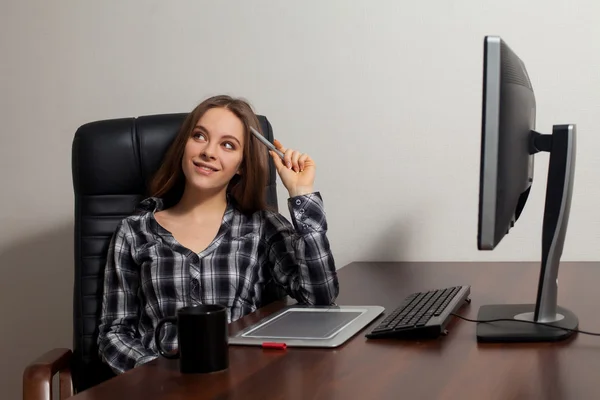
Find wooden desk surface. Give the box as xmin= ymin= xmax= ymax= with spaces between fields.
xmin=71 ymin=262 xmax=600 ymax=400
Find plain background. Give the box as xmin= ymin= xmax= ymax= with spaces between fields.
xmin=2 ymin=1 xmax=600 ymax=398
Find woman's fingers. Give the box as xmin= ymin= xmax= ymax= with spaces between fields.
xmin=298 ymin=153 xmax=310 ymax=172
xmin=273 ymin=139 xmax=311 ymax=172
xmin=291 ymin=150 xmax=302 ymax=172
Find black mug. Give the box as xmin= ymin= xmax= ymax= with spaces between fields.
xmin=154 ymin=304 xmax=229 ymax=373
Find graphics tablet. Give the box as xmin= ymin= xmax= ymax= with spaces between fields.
xmin=228 ymin=305 xmax=385 ymax=348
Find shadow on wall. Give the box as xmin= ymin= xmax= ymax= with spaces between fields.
xmin=360 ymin=216 xmax=414 ymax=262
xmin=0 ymin=222 xmax=74 ymax=400
xmin=348 ymin=215 xmax=420 ymax=289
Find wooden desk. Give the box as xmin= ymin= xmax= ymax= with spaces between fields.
xmin=71 ymin=262 xmax=600 ymax=400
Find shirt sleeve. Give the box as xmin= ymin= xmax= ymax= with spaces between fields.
xmin=97 ymin=221 xmax=157 ymax=374
xmin=263 ymin=191 xmax=339 ymax=305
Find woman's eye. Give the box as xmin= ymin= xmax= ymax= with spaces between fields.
xmin=223 ymin=142 xmax=234 ymax=150
xmin=193 ymin=132 xmax=206 ymax=141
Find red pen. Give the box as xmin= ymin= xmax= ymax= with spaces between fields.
xmin=262 ymin=342 xmax=287 ymax=349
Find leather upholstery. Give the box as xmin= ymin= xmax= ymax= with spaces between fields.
xmin=71 ymin=113 xmax=283 ymax=392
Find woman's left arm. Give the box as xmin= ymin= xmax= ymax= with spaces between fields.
xmin=263 ymin=140 xmax=339 ymax=305
xmin=264 ymin=192 xmax=339 ymax=305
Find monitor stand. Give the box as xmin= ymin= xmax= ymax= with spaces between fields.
xmin=476 ymin=124 xmax=579 ymax=343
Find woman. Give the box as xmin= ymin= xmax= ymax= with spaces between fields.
xmin=97 ymin=95 xmax=339 ymax=374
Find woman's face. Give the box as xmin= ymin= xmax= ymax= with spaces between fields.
xmin=181 ymin=107 xmax=245 ymax=194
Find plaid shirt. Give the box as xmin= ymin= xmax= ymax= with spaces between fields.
xmin=97 ymin=192 xmax=339 ymax=374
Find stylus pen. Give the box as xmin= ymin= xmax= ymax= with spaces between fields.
xmin=262 ymin=342 xmax=287 ymax=349
xmin=250 ymin=126 xmax=285 ymax=159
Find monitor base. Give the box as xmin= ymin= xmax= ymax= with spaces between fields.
xmin=476 ymin=304 xmax=578 ymax=343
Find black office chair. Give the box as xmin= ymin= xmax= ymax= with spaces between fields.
xmin=23 ymin=113 xmax=285 ymax=399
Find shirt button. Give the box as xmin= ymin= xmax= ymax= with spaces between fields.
xmin=299 ymin=208 xmax=304 ymax=213
xmin=295 ymin=199 xmax=301 ymax=206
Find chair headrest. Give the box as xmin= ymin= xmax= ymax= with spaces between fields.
xmin=72 ymin=113 xmax=277 ymax=200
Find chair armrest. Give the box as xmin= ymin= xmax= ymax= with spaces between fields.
xmin=23 ymin=348 xmax=74 ymax=400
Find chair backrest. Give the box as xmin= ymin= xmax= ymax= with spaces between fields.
xmin=70 ymin=113 xmax=283 ymax=392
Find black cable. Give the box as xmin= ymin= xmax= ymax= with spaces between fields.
xmin=451 ymin=313 xmax=600 ymax=337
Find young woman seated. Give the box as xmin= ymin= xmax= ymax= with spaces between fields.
xmin=97 ymin=95 xmax=339 ymax=374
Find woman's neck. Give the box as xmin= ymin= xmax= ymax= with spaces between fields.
xmin=170 ymin=186 xmax=228 ymax=222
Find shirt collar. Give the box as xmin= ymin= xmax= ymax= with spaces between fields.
xmin=136 ymin=195 xmax=235 ymax=226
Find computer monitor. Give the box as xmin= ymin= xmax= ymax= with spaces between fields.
xmin=477 ymin=35 xmax=578 ymax=342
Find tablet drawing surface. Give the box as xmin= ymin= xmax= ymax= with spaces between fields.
xmin=229 ymin=305 xmax=385 ymax=348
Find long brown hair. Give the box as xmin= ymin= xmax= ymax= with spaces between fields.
xmin=149 ymin=95 xmax=268 ymax=214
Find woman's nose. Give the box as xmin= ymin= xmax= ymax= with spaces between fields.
xmin=201 ymin=144 xmax=217 ymax=159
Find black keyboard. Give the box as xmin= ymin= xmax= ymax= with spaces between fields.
xmin=365 ymin=285 xmax=471 ymax=340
